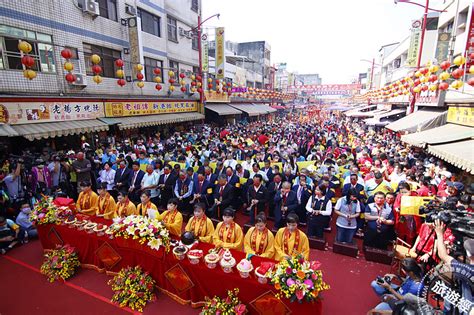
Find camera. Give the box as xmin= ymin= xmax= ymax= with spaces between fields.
xmin=376 ymin=275 xmax=392 ymax=285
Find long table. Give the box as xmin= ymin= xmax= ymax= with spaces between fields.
xmin=37 ymin=220 xmax=322 ymax=315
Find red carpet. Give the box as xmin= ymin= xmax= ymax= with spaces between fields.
xmin=1 ymin=215 xmax=389 ymax=315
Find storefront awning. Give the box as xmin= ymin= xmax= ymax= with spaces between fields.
xmin=428 ymin=140 xmax=474 ymax=174
xmin=205 ymin=104 xmax=242 ymax=116
xmin=271 ymin=105 xmax=286 ymax=110
xmin=0 ymin=124 xmax=19 ymax=137
xmin=344 ymin=104 xmax=377 ymax=117
xmin=255 ymin=104 xmax=277 ymax=113
xmin=229 ymin=104 xmax=272 ymax=116
xmin=385 ymin=109 xmax=447 ymax=133
xmin=100 ymin=112 xmax=205 ymax=130
xmin=363 ymin=109 xmax=406 ymax=126
xmin=10 ymin=119 xmax=109 ymax=141
xmin=400 ymin=123 xmax=474 ymax=147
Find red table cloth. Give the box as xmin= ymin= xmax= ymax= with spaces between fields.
xmin=37 ymin=220 xmax=322 ymax=315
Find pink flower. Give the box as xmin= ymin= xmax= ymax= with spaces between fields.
xmin=130 ymin=273 xmax=137 ymax=280
xmin=311 ymin=273 xmax=318 ymax=280
xmin=286 ymin=278 xmax=296 ymax=286
xmin=38 ymin=213 xmax=45 ymax=219
xmin=286 ymin=267 xmax=292 ymax=275
xmin=304 ymin=279 xmax=314 ymax=289
xmin=296 ymin=289 xmax=304 ymax=300
xmin=235 ymin=304 xmax=246 ymax=315
xmin=310 ymin=261 xmax=321 ymax=270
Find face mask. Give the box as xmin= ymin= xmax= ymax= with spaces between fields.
xmin=147 ymin=170 xmax=153 ymax=174
xmin=21 ymin=207 xmax=31 ymax=214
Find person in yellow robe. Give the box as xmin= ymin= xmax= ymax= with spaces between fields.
xmin=116 ymin=190 xmax=137 ymax=217
xmin=274 ymin=213 xmax=310 ymax=261
xmin=136 ymin=191 xmax=158 ymax=218
xmin=185 ymin=202 xmax=214 ymax=243
xmin=244 ymin=212 xmax=275 ymax=259
xmin=76 ymin=181 xmax=98 ymax=216
xmin=213 ymin=207 xmax=243 ymax=250
xmin=158 ymin=198 xmax=183 ymax=237
xmin=96 ymin=182 xmax=116 ymax=219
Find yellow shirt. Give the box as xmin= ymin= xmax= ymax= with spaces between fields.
xmin=158 ymin=210 xmax=183 ymax=237
xmin=274 ymin=228 xmax=310 ymax=261
xmin=136 ymin=202 xmax=158 ymax=217
xmin=115 ymin=200 xmax=137 ymax=218
xmin=212 ymin=222 xmax=243 ymax=250
xmin=185 ymin=216 xmax=215 ymax=243
xmin=76 ymin=191 xmax=99 ymax=216
xmin=244 ymin=227 xmax=275 ymax=259
xmin=96 ymin=193 xmax=116 ymax=219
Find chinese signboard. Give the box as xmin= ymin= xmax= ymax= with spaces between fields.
xmin=406 ymin=20 xmax=422 ymax=67
xmin=204 ymin=91 xmax=230 ymax=103
xmin=202 ymin=33 xmax=209 ymax=72
xmin=104 ymin=101 xmax=198 ymax=117
xmin=435 ymin=33 xmax=451 ymax=64
xmin=465 ymin=4 xmax=474 ymax=69
xmin=415 ymin=90 xmax=445 ymax=107
xmin=288 ymin=84 xmax=362 ymax=95
xmin=447 ymin=106 xmax=474 ymax=127
xmin=215 ymin=27 xmax=225 ymax=79
xmin=0 ymin=101 xmax=104 ymax=125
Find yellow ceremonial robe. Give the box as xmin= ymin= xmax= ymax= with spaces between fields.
xmin=244 ymin=227 xmax=275 ymax=259
xmin=96 ymin=194 xmax=116 ymax=219
xmin=274 ymin=228 xmax=310 ymax=261
xmin=212 ymin=222 xmax=243 ymax=250
xmin=76 ymin=191 xmax=99 ymax=216
xmin=136 ymin=202 xmax=158 ymax=217
xmin=115 ymin=200 xmax=137 ymax=217
xmin=158 ymin=210 xmax=183 ymax=237
xmin=185 ymin=216 xmax=214 ymax=243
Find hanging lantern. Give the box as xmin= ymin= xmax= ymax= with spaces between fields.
xmin=451 ymin=80 xmax=463 ymax=89
xmin=179 ymin=72 xmax=186 ymax=79
xmin=115 ymin=59 xmax=124 ymax=67
xmin=91 ymin=64 xmax=102 ymax=74
xmin=135 ymin=64 xmax=144 ymax=71
xmin=155 ymin=84 xmax=162 ymax=91
xmin=469 ymin=65 xmax=474 ymax=74
xmin=18 ymin=41 xmax=32 ymax=53
xmin=197 ymin=87 xmax=203 ymax=93
xmin=153 ymin=68 xmax=161 ymax=75
xmin=180 ymin=79 xmax=186 ymax=85
xmin=197 ymin=82 xmax=202 ymax=87
xmin=154 ymin=76 xmax=162 ymax=83
xmin=428 ymin=74 xmax=438 ymax=82
xmin=440 ymin=61 xmax=451 ymax=70
xmin=467 ymin=77 xmax=474 ymax=87
xmin=439 ymin=82 xmax=449 ymax=90
xmin=429 ymin=65 xmax=439 ymax=73
xmin=439 ymin=72 xmax=450 ymax=81
xmin=63 ymin=61 xmax=74 ymax=71
xmin=208 ymin=83 xmax=213 ymax=89
xmin=169 ymin=78 xmax=175 ymax=84
xmin=191 ymin=87 xmax=197 ymax=93
xmin=61 ymin=49 xmax=72 ymax=59
xmin=180 ymin=86 xmax=186 ymax=92
xmin=117 ymin=79 xmax=126 ymax=86
xmin=137 ymin=81 xmax=145 ymax=88
xmin=116 ymin=69 xmax=124 ymax=78
xmin=451 ymin=68 xmax=464 ymax=79
xmin=90 ymin=54 xmax=101 ymax=65
xmin=21 ymin=55 xmax=35 ymax=68
xmin=23 ymin=69 xmax=37 ymax=80
xmin=169 ymin=85 xmax=175 ymax=92
xmin=429 ymin=84 xmax=438 ymax=91
xmin=191 ymin=74 xmax=196 ymax=80
xmin=196 ymin=75 xmax=202 ymax=82
xmin=191 ymin=81 xmax=197 ymax=86
xmin=168 ymin=70 xmax=175 ymax=77
xmin=453 ymin=56 xmax=466 ymax=66
xmin=93 ymin=75 xmax=103 ymax=84
xmin=136 ymin=72 xmax=144 ymax=80
xmin=65 ymin=73 xmax=76 ymax=83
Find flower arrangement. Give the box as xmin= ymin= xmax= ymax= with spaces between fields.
xmin=40 ymin=244 xmax=80 ymax=282
xmin=30 ymin=196 xmax=72 ymax=225
xmin=270 ymin=255 xmax=329 ymax=303
xmin=108 ymin=266 xmax=156 ymax=312
xmin=201 ymin=288 xmax=246 ymax=315
xmin=107 ymin=215 xmax=170 ymax=252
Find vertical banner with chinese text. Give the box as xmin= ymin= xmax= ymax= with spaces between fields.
xmin=201 ymin=33 xmax=209 ymax=72
xmin=406 ymin=20 xmax=422 ymax=67
xmin=215 ymin=27 xmax=225 ymax=79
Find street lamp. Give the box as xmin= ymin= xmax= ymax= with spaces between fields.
xmin=189 ymin=13 xmax=220 ymax=109
xmin=394 ymin=0 xmax=445 ymax=113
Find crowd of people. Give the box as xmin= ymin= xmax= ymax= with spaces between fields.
xmin=0 ymin=110 xmax=472 ymax=312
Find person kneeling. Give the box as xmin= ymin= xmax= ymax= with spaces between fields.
xmin=0 ymin=216 xmax=22 ymax=254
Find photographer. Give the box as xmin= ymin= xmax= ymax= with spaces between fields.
xmin=370 ymin=258 xmax=423 ymax=312
xmin=2 ymin=161 xmax=24 ymax=215
xmin=434 ymin=219 xmax=473 ymax=315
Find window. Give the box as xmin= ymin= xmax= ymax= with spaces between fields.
xmin=138 ymin=8 xmax=161 ymax=37
xmin=144 ymin=57 xmax=163 ymax=82
xmin=169 ymin=59 xmax=179 ymax=84
xmin=0 ymin=25 xmax=55 ymax=72
xmin=167 ymin=16 xmax=178 ymax=42
xmin=426 ymin=17 xmax=439 ymax=31
xmin=97 ymin=0 xmax=117 ymax=21
xmin=192 ymin=66 xmax=199 ymax=74
xmin=83 ymin=43 xmax=121 ymax=78
xmin=191 ymin=32 xmax=199 ymax=50
xmin=191 ymin=0 xmax=198 ymax=12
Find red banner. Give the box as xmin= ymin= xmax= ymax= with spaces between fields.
xmin=465 ymin=4 xmax=474 ymax=69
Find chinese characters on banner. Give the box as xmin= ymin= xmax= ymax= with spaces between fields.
xmin=435 ymin=33 xmax=451 ymax=64
xmin=0 ymin=102 xmax=104 ymax=125
xmin=104 ymin=101 xmax=198 ymax=117
xmin=215 ymin=27 xmax=225 ymax=79
xmin=202 ymin=34 xmax=209 ymax=73
xmin=430 ymin=280 xmax=472 ymax=314
xmin=203 ymin=91 xmax=230 ymax=103
xmin=447 ymin=106 xmax=474 ymax=127
xmin=465 ymin=4 xmax=474 ymax=69
xmin=406 ymin=20 xmax=422 ymax=67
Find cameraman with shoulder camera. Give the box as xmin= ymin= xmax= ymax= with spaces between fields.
xmin=370 ymin=258 xmax=423 ymax=312
xmin=434 ymin=219 xmax=473 ymax=315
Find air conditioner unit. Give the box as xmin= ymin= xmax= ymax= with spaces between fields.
xmin=84 ymin=0 xmax=100 ymax=17
xmin=72 ymin=74 xmax=87 ymax=86
xmin=125 ymin=5 xmax=137 ymax=16
xmin=178 ymin=28 xmax=192 ymax=39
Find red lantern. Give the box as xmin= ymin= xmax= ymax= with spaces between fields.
xmin=440 ymin=61 xmax=451 ymax=70
xmin=439 ymin=82 xmax=449 ymax=90
xmin=179 ymin=73 xmax=186 ymax=79
xmin=115 ymin=59 xmax=124 ymax=67
xmin=197 ymin=87 xmax=203 ymax=93
xmin=414 ymin=79 xmax=421 ymax=86
xmin=155 ymin=84 xmax=162 ymax=90
xmin=191 ymin=81 xmax=197 ymax=86
xmin=227 ymin=82 xmax=231 ymax=87
xmin=61 ymin=49 xmax=72 ymax=59
xmin=227 ymin=91 xmax=232 ymax=96
xmin=420 ymin=67 xmax=429 ymax=75
xmin=215 ymin=79 xmax=220 ymax=85
xmin=117 ymin=79 xmax=126 ymax=86
xmin=468 ymin=77 xmax=474 ymax=87
xmin=208 ymin=83 xmax=213 ymax=89
xmin=92 ymin=65 xmax=102 ymax=74
xmin=65 ymin=73 xmax=76 ymax=83
xmin=429 ymin=74 xmax=438 ymax=82
xmin=169 ymin=78 xmax=175 ymax=84
xmin=153 ymin=68 xmax=161 ymax=75
xmin=136 ymin=73 xmax=144 ymax=80
xmin=180 ymin=86 xmax=186 ymax=92
xmin=21 ymin=55 xmax=35 ymax=68
xmin=452 ymin=68 xmax=464 ymax=79
xmin=196 ymin=75 xmax=202 ymax=82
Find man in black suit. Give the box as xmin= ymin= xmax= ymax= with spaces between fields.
xmin=235 ymin=164 xmax=250 ymax=179
xmin=157 ymin=165 xmax=177 ymax=208
xmin=214 ymin=161 xmax=225 ymax=177
xmin=292 ymin=175 xmax=313 ymax=224
xmin=204 ymin=166 xmax=218 ymax=189
xmin=208 ymin=174 xmax=234 ymax=219
xmin=262 ymin=160 xmax=274 ymax=185
xmin=114 ymin=160 xmax=132 ymax=193
xmin=245 ymin=174 xmax=268 ymax=224
xmin=225 ymin=166 xmax=241 ymax=210
xmin=267 ymin=173 xmax=283 ymax=218
xmin=342 ymin=173 xmax=366 ymax=201
xmin=274 ymin=181 xmax=299 ymax=229
xmin=191 ymin=172 xmax=212 ymax=208
xmin=128 ymin=161 xmax=145 ymax=203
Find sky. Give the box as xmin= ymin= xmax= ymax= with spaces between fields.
xmin=202 ymin=0 xmax=447 ymax=84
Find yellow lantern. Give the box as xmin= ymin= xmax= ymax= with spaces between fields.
xmin=415 ymin=71 xmax=422 ymax=77
xmin=180 ymin=79 xmax=186 ymax=85
xmin=116 ymin=69 xmax=124 ymax=78
xmin=439 ymin=72 xmax=450 ymax=81
xmin=453 ymin=56 xmax=466 ymax=66
xmin=197 ymin=82 xmax=202 ymax=87
xmin=169 ymin=85 xmax=175 ymax=91
xmin=191 ymin=87 xmax=197 ymax=93
xmin=190 ymin=75 xmax=196 ymax=80
xmin=168 ymin=70 xmax=175 ymax=77
xmin=18 ymin=41 xmax=32 ymax=53
xmin=90 ymin=54 xmax=101 ymax=64
xmin=64 ymin=62 xmax=74 ymax=71
xmin=135 ymin=64 xmax=144 ymax=71
xmin=429 ymin=65 xmax=439 ymax=73
xmin=469 ymin=65 xmax=474 ymax=74
xmin=137 ymin=81 xmax=145 ymax=88
xmin=420 ymin=76 xmax=428 ymax=83
xmin=23 ymin=69 xmax=37 ymax=80
xmin=429 ymin=84 xmax=438 ymax=91
xmin=154 ymin=76 xmax=162 ymax=83
xmin=93 ymin=75 xmax=103 ymax=84
xmin=208 ymin=78 xmax=212 ymax=83
xmin=451 ymin=80 xmax=463 ymax=89
xmin=413 ymin=86 xmax=421 ymax=93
